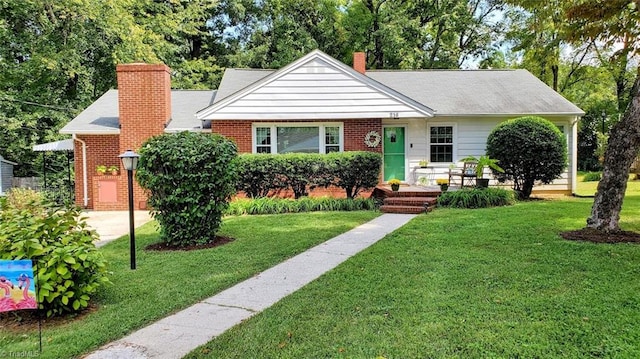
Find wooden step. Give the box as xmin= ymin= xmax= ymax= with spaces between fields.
xmin=380 ymin=205 xmax=427 ymax=214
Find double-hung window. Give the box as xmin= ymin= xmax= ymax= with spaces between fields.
xmin=253 ymin=123 xmax=343 ymax=154
xmin=429 ymin=125 xmax=454 ymax=163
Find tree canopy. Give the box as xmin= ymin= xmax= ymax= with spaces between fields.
xmin=1 ymin=0 xmax=638 ymax=203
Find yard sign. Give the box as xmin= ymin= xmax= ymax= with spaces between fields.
xmin=0 ymin=259 xmax=37 ymax=312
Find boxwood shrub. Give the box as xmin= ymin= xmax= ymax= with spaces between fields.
xmin=582 ymin=172 xmax=602 ymax=182
xmin=136 ymin=132 xmax=238 ymax=246
xmin=486 ymin=116 xmax=567 ymax=199
xmin=0 ymin=195 xmax=110 ymax=317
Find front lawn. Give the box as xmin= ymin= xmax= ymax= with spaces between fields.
xmin=189 ymin=196 xmax=640 ymax=358
xmin=0 ymin=211 xmax=379 ymax=359
xmin=576 ymin=172 xmax=640 ymax=196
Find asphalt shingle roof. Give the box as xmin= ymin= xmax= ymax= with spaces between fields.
xmin=366 ymin=69 xmax=584 ymax=116
xmin=61 ymin=62 xmax=583 ymax=135
xmin=60 ymin=89 xmax=216 ymax=134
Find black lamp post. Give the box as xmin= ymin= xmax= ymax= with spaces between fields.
xmin=119 ymin=149 xmax=140 ymax=270
xmin=601 ymin=110 xmax=606 ymax=134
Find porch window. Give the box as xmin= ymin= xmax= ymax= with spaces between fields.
xmin=429 ymin=126 xmax=453 ymax=163
xmin=253 ymin=123 xmax=343 ymax=154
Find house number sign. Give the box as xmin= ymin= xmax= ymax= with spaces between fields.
xmin=364 ymin=131 xmax=381 ymax=147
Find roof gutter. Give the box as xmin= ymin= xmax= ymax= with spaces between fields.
xmin=72 ymin=134 xmax=88 ymax=207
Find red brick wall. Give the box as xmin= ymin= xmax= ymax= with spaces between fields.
xmin=117 ymin=63 xmax=170 ymax=152
xmin=211 ymin=118 xmax=382 ymax=153
xmin=344 ymin=119 xmax=382 ymax=152
xmin=113 ymin=63 xmax=171 ymax=210
xmin=74 ymin=64 xmax=170 ymax=210
xmin=73 ymin=135 xmax=121 ymax=209
xmin=211 ymin=120 xmax=253 ymax=153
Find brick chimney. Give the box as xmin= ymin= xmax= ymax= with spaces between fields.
xmin=353 ymin=52 xmax=366 ymax=74
xmin=116 ymin=63 xmax=171 ymax=153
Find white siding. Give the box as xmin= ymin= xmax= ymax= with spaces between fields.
xmin=388 ymin=116 xmax=577 ymax=193
xmin=204 ymin=58 xmax=429 ymax=120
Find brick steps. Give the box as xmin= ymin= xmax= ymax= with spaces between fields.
xmin=373 ymin=186 xmax=442 ymax=214
xmin=379 ymin=205 xmax=428 ymax=214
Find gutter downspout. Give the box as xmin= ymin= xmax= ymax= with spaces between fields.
xmin=72 ymin=134 xmax=88 ymax=207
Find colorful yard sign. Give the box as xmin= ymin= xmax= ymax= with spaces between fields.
xmin=0 ymin=260 xmax=37 ymax=312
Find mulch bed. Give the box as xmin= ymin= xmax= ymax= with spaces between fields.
xmin=561 ymin=228 xmax=640 ymax=244
xmin=1 ymin=303 xmax=98 ymax=331
xmin=145 ymin=235 xmax=235 ymax=251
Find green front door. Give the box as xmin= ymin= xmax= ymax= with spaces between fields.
xmin=383 ymin=127 xmax=405 ymax=181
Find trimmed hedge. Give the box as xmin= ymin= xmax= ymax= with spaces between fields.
xmin=136 ymin=132 xmax=238 ymax=246
xmin=226 ymin=197 xmax=377 ymax=215
xmin=437 ymin=188 xmax=516 ymax=209
xmin=235 ymin=151 xmax=382 ymax=199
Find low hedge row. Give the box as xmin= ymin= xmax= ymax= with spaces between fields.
xmin=235 ymin=151 xmax=382 ymax=199
xmin=437 ymin=188 xmax=516 ymax=209
xmin=226 ymin=197 xmax=377 ymax=215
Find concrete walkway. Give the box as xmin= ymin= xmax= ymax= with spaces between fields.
xmin=83 ymin=211 xmax=153 ymax=247
xmin=84 ymin=213 xmax=416 ymax=359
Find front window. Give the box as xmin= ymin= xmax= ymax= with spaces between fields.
xmin=429 ymin=126 xmax=453 ymax=163
xmin=256 ymin=127 xmax=271 ymax=153
xmin=253 ymin=124 xmax=343 ymax=154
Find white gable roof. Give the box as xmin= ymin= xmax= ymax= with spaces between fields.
xmin=196 ymin=50 xmax=434 ymax=120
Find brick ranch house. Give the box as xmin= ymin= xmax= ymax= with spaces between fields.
xmin=61 ymin=50 xmax=584 ymax=210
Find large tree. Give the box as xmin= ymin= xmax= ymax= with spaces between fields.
xmin=565 ymin=0 xmax=640 ymax=232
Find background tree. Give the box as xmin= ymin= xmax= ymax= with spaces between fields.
xmin=564 ymin=0 xmax=640 ymax=232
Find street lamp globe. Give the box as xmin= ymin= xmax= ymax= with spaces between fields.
xmin=119 ymin=149 xmax=140 ymax=171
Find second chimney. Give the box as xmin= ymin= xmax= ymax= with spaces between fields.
xmin=353 ymin=52 xmax=366 ymax=74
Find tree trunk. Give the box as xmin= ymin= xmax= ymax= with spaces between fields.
xmin=587 ymin=69 xmax=640 ymax=232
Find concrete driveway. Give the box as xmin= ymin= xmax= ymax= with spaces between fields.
xmin=83 ymin=211 xmax=153 ymax=247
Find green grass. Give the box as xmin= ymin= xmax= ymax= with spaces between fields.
xmin=576 ymin=171 xmax=640 ymax=196
xmin=187 ymin=197 xmax=640 ymax=358
xmin=0 ymin=211 xmax=379 ymax=358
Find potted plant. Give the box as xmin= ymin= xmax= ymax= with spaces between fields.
xmin=96 ymin=165 xmax=107 ymax=175
xmin=108 ymin=165 xmax=119 ymax=175
xmin=418 ymin=159 xmax=429 ymax=168
xmin=436 ymin=178 xmax=449 ymax=192
xmin=460 ymin=155 xmax=504 ymax=188
xmin=388 ymin=178 xmax=401 ymax=191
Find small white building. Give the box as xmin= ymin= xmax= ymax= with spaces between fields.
xmin=0 ymin=155 xmax=16 ymax=195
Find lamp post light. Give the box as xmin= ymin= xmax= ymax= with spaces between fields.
xmin=119 ymin=149 xmax=140 ymax=270
xmin=601 ymin=110 xmax=606 ymax=134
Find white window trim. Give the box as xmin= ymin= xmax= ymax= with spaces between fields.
xmin=252 ymin=122 xmax=344 ymax=154
xmin=427 ymin=122 xmax=458 ymax=165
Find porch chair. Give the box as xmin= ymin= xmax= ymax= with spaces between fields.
xmin=448 ymin=161 xmax=478 ymax=188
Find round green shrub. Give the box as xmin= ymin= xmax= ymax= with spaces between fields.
xmin=486 ymin=116 xmax=567 ymax=199
xmin=437 ymin=188 xmax=516 ymax=209
xmin=582 ymin=172 xmax=602 ymax=182
xmin=136 ymin=132 xmax=238 ymax=246
xmin=0 ymin=197 xmax=110 ymax=317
